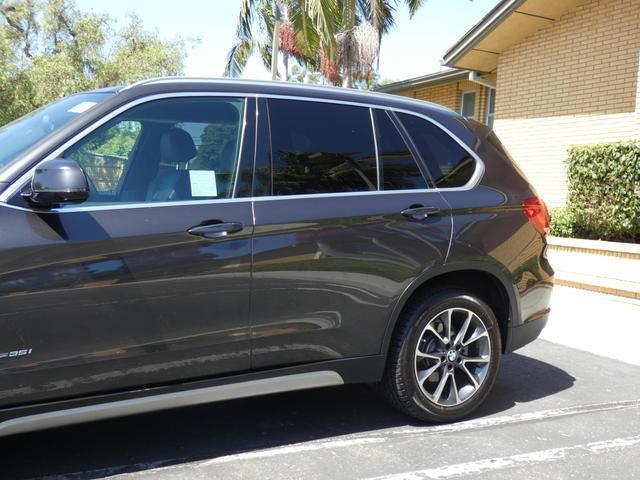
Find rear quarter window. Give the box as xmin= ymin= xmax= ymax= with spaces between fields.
xmin=398 ymin=113 xmax=476 ymax=188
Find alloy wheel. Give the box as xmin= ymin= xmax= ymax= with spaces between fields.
xmin=414 ymin=307 xmax=491 ymax=407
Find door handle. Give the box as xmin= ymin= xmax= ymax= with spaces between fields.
xmin=400 ymin=205 xmax=441 ymax=220
xmin=188 ymin=221 xmax=243 ymax=239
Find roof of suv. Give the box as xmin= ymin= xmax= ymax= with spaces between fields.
xmin=106 ymin=77 xmax=456 ymax=119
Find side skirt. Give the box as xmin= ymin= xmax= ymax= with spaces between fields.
xmin=0 ymin=354 xmax=386 ymax=437
xmin=0 ymin=371 xmax=343 ymax=437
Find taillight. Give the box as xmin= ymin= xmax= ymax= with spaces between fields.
xmin=523 ymin=197 xmax=550 ymax=236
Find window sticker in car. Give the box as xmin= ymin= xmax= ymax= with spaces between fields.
xmin=189 ymin=170 xmax=218 ymax=197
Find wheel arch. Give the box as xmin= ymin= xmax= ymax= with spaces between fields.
xmin=380 ymin=262 xmax=520 ymax=358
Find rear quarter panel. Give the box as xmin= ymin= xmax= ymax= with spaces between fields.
xmin=440 ymin=120 xmax=554 ymax=333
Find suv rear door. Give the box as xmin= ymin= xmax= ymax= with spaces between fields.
xmin=249 ymin=98 xmax=452 ymax=369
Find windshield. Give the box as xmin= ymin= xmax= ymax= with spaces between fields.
xmin=0 ymin=92 xmax=112 ymax=175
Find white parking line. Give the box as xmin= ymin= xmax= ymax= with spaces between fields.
xmin=368 ymin=398 xmax=640 ymax=439
xmin=188 ymin=400 xmax=640 ymax=468
xmin=101 ymin=399 xmax=640 ymax=479
xmin=199 ymin=437 xmax=386 ymax=465
xmin=368 ymin=435 xmax=640 ymax=480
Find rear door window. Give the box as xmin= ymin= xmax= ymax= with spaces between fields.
xmin=398 ymin=113 xmax=476 ymax=188
xmin=267 ymin=99 xmax=377 ymax=195
xmin=373 ymin=109 xmax=428 ymax=190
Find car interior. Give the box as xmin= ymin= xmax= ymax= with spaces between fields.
xmin=63 ymin=98 xmax=244 ymax=205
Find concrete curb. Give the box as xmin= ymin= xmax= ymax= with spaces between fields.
xmin=547 ymin=236 xmax=640 ymax=257
xmin=546 ymin=236 xmax=640 ymax=299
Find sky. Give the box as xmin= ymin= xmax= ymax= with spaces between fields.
xmin=74 ymin=0 xmax=498 ymax=82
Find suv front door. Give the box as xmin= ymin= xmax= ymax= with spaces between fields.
xmin=0 ymin=95 xmax=256 ymax=407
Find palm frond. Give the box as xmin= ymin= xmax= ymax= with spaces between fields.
xmin=404 ymin=0 xmax=425 ymax=18
xmin=256 ymin=1 xmax=275 ymax=40
xmin=306 ymin=0 xmax=341 ymax=59
xmin=237 ymin=0 xmax=256 ymax=39
xmin=358 ymin=0 xmax=395 ymax=34
xmin=224 ymin=38 xmax=254 ymax=77
xmin=288 ymin=1 xmax=320 ymax=57
xmin=256 ymin=40 xmax=273 ymax=74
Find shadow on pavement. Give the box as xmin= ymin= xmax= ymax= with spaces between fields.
xmin=1 ymin=352 xmax=575 ymax=480
xmin=476 ymin=350 xmax=576 ymax=417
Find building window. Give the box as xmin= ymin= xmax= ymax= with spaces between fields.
xmin=460 ymin=90 xmax=476 ymax=119
xmin=486 ymin=88 xmax=496 ymax=128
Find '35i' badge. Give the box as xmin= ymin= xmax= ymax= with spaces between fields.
xmin=0 ymin=348 xmax=33 ymax=359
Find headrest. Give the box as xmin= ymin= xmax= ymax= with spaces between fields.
xmin=160 ymin=128 xmax=197 ymax=165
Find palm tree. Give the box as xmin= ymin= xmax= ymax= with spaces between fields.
xmin=224 ymin=0 xmax=340 ymax=80
xmin=332 ymin=0 xmax=427 ymax=87
xmin=225 ymin=0 xmax=427 ymax=86
xmin=224 ymin=0 xmax=275 ymax=78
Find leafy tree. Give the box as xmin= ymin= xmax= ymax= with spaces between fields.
xmin=0 ymin=0 xmax=189 ymax=126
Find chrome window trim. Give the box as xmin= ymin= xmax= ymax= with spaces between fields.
xmin=0 ymin=188 xmax=450 ymax=213
xmin=369 ymin=108 xmax=381 ymax=190
xmin=231 ymin=97 xmax=249 ymax=197
xmin=250 ymin=96 xmax=260 ymax=225
xmin=255 ymin=94 xmax=484 ymax=193
xmin=0 ymin=90 xmax=484 ymax=212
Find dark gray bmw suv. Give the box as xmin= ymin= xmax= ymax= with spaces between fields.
xmin=0 ymin=78 xmax=553 ymax=435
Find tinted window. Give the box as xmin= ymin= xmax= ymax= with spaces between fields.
xmin=268 ymin=99 xmax=377 ymax=195
xmin=70 ymin=121 xmax=141 ymax=195
xmin=374 ymin=110 xmax=427 ymax=190
xmin=63 ymin=97 xmax=244 ymax=205
xmin=398 ymin=113 xmax=476 ymax=188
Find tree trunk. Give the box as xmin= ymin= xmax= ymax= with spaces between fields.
xmin=284 ymin=53 xmax=289 ymax=81
xmin=346 ymin=0 xmax=356 ymax=88
xmin=271 ymin=18 xmax=280 ymax=80
xmin=271 ymin=0 xmax=282 ymax=80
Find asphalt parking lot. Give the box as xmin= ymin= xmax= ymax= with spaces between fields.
xmin=3 ymin=286 xmax=640 ymax=480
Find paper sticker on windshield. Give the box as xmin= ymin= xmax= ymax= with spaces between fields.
xmin=189 ymin=170 xmax=218 ymax=197
xmin=68 ymin=101 xmax=98 ymax=114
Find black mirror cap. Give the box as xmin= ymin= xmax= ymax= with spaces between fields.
xmin=25 ymin=158 xmax=89 ymax=207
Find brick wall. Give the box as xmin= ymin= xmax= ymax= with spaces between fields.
xmin=493 ymin=0 xmax=640 ymax=207
xmin=396 ymin=79 xmax=491 ymax=123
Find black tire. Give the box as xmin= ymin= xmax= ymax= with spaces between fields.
xmin=380 ymin=288 xmax=501 ymax=422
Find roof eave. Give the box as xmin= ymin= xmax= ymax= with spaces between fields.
xmin=441 ymin=0 xmax=525 ymax=68
xmin=375 ymin=69 xmax=469 ymax=93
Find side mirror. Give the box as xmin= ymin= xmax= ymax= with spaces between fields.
xmin=25 ymin=158 xmax=89 ymax=207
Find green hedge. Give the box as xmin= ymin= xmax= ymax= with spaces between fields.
xmin=549 ymin=141 xmax=640 ymax=242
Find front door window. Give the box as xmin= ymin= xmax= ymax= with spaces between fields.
xmin=63 ymin=97 xmax=245 ymax=205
